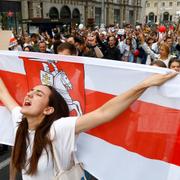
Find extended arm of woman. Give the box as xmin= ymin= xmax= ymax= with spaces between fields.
xmin=75 ymin=73 xmax=177 ymax=134
xmin=0 ymin=78 xmax=18 ymax=112
xmin=0 ymin=78 xmax=18 ymax=180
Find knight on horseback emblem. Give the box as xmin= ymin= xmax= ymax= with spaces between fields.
xmin=40 ymin=62 xmax=83 ymax=116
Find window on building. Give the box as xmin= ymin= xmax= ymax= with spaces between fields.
xmin=177 ymin=2 xmax=180 ymax=6
xmin=169 ymin=2 xmax=173 ymax=6
xmin=146 ymin=16 xmax=148 ymax=23
xmin=129 ymin=10 xmax=134 ymax=25
xmin=146 ymin=2 xmax=150 ymax=7
xmin=49 ymin=7 xmax=59 ymax=19
xmin=170 ymin=15 xmax=172 ymax=21
xmin=0 ymin=1 xmax=21 ymax=32
xmin=155 ymin=16 xmax=157 ymax=22
xmin=28 ymin=1 xmax=33 ymax=19
xmin=60 ymin=6 xmax=71 ymax=23
xmin=72 ymin=8 xmax=80 ymax=25
xmin=154 ymin=2 xmax=158 ymax=7
xmin=162 ymin=2 xmax=165 ymax=7
xmin=148 ymin=12 xmax=155 ymax=22
xmin=163 ymin=12 xmax=169 ymax=21
xmin=114 ymin=9 xmax=120 ymax=24
xmin=95 ymin=7 xmax=101 ymax=26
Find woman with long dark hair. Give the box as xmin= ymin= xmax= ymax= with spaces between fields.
xmin=0 ymin=72 xmax=177 ymax=179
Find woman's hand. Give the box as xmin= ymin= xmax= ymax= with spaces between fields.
xmin=141 ymin=72 xmax=178 ymax=88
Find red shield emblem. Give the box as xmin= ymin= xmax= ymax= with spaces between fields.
xmin=22 ymin=57 xmax=85 ymax=116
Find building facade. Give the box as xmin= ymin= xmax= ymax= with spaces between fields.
xmin=0 ymin=0 xmax=143 ymax=33
xmin=145 ymin=0 xmax=180 ymax=24
xmin=0 ymin=0 xmax=22 ymax=31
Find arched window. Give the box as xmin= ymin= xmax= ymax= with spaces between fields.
xmin=72 ymin=8 xmax=80 ymax=24
xmin=60 ymin=6 xmax=71 ymax=19
xmin=163 ymin=12 xmax=169 ymax=21
xmin=49 ymin=7 xmax=59 ymax=19
xmin=148 ymin=12 xmax=155 ymax=22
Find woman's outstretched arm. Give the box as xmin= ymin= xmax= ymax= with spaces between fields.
xmin=0 ymin=78 xmax=18 ymax=112
xmin=75 ymin=73 xmax=177 ymax=134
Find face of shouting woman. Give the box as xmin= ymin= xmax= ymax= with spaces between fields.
xmin=21 ymin=85 xmax=53 ymax=118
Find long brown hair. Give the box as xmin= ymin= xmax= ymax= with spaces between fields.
xmin=12 ymin=85 xmax=69 ymax=175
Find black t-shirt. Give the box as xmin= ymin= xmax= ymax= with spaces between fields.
xmin=104 ymin=46 xmax=121 ymax=60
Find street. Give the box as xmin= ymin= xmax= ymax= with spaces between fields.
xmin=0 ymin=146 xmax=22 ymax=180
xmin=0 ymin=147 xmax=11 ymax=180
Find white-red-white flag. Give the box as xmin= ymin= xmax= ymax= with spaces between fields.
xmin=0 ymin=51 xmax=180 ymax=180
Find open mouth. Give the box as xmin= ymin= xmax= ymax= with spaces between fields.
xmin=24 ymin=101 xmax=31 ymax=106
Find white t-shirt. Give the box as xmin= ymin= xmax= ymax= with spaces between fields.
xmin=11 ymin=106 xmax=78 ymax=180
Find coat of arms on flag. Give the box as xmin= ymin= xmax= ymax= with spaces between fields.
xmin=22 ymin=57 xmax=85 ymax=116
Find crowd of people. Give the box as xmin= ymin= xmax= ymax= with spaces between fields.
xmin=2 ymin=21 xmax=180 ymax=155
xmin=0 ymin=36 xmax=177 ymax=180
xmin=0 ymin=22 xmax=180 ymax=179
xmin=7 ymin=22 xmax=180 ymax=71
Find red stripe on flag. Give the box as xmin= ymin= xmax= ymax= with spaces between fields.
xmin=0 ymin=70 xmax=28 ymax=105
xmin=85 ymin=89 xmax=180 ymax=166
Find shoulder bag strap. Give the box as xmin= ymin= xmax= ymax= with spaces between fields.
xmin=52 ymin=142 xmax=63 ymax=176
xmin=52 ymin=142 xmax=88 ymax=180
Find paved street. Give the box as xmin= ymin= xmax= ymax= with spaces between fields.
xmin=0 ymin=146 xmax=22 ymax=180
xmin=0 ymin=146 xmax=11 ymax=180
